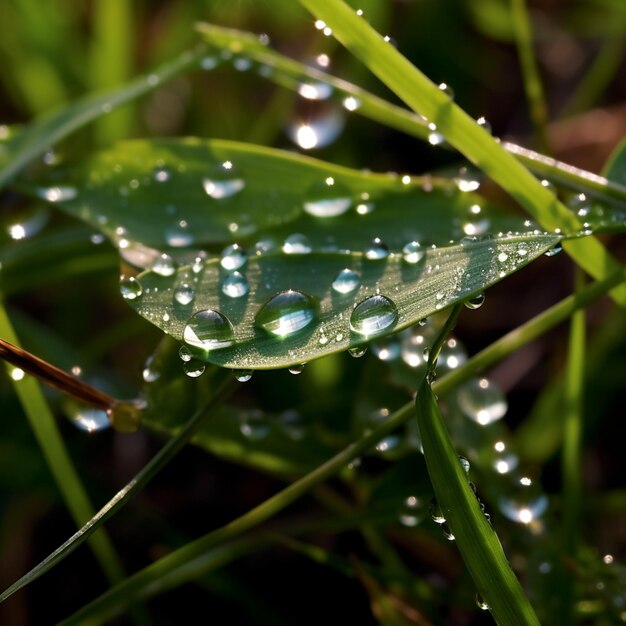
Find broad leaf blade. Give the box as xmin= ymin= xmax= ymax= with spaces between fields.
xmin=130 ymin=234 xmax=559 ymax=370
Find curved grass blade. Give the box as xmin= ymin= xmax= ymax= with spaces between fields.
xmin=196 ymin=22 xmax=626 ymax=208
xmin=0 ymin=368 xmax=234 ymax=604
xmin=129 ymin=234 xmax=559 ymax=370
xmin=0 ymin=47 xmax=206 ymax=191
xmin=27 ymin=138 xmax=517 ymax=248
xmin=416 ymin=378 xmax=540 ymax=625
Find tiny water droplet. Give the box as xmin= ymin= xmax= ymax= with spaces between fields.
xmin=429 ymin=498 xmax=446 ymax=524
xmin=183 ymin=359 xmax=206 ymax=378
xmin=476 ymin=116 xmax=492 ymax=133
xmin=282 ymin=233 xmax=312 ymax=254
xmin=402 ymin=241 xmax=425 ymax=264
xmin=120 ymin=276 xmax=142 ymax=300
xmin=364 ymin=237 xmax=389 ymax=260
xmin=152 ymin=253 xmax=176 ymax=277
xmin=348 ymin=345 xmax=368 ymax=358
xmin=465 ymin=292 xmax=485 ymax=310
xmin=350 ymin=295 xmax=398 ymax=337
xmin=457 ymin=377 xmax=507 ymax=425
xmin=220 ymin=244 xmax=248 ymax=270
xmin=438 ymin=82 xmax=454 ymax=99
xmin=332 ymin=268 xmax=360 ymax=295
xmin=234 ymin=369 xmax=253 ymax=382
xmin=183 ymin=309 xmax=235 ymax=350
xmin=179 ymin=345 xmax=193 ymax=362
xmin=544 ymin=243 xmax=562 ymax=257
xmin=288 ymin=364 xmax=305 ymax=375
xmin=222 ymin=271 xmax=249 ymax=298
xmin=255 ymin=290 xmax=318 ymax=337
xmin=476 ymin=593 xmax=490 ymax=611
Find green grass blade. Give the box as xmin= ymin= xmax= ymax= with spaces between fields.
xmin=196 ymin=22 xmax=626 ymax=208
xmin=295 ymin=0 xmax=626 ymax=306
xmin=416 ymin=378 xmax=540 ymax=625
xmin=0 ymin=46 xmax=205 ymax=191
xmin=510 ymin=0 xmax=550 ymax=153
xmin=0 ymin=369 xmax=234 ymax=603
xmin=0 ymin=305 xmax=125 ymax=585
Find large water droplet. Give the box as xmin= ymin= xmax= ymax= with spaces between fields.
xmin=220 ymin=244 xmax=247 ymax=270
xmin=183 ymin=309 xmax=235 ymax=350
xmin=255 ymin=290 xmax=318 ymax=337
xmin=350 ymin=295 xmax=398 ymax=337
xmin=457 ymin=378 xmax=507 ymax=426
xmin=303 ymin=178 xmax=352 ymax=218
xmin=282 ymin=233 xmax=312 ymax=254
xmin=364 ymin=237 xmax=389 ymax=260
xmin=332 ymin=268 xmax=360 ymax=295
xmin=120 ymin=276 xmax=142 ymax=300
xmin=222 ymin=271 xmax=249 ymax=298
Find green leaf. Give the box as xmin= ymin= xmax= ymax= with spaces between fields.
xmin=129 ymin=234 xmax=558 ymax=370
xmin=416 ymin=378 xmax=540 ymax=626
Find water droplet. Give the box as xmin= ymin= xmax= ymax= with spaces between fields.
xmin=429 ymin=498 xmax=446 ymax=524
xmin=350 ymin=295 xmax=398 ymax=337
xmin=288 ymin=364 xmax=305 ymax=375
xmin=203 ymin=161 xmax=245 ymax=198
xmin=455 ymin=167 xmax=481 ymax=192
xmin=398 ymin=496 xmax=424 ymax=527
xmin=332 ymin=268 xmax=360 ymax=295
xmin=342 ymin=96 xmax=361 ymax=111
xmin=402 ymin=241 xmax=425 ymax=264
xmin=288 ymin=109 xmax=345 ymax=150
xmin=465 ymin=292 xmax=485 ymax=310
xmin=544 ymin=243 xmax=562 ymax=257
xmin=438 ymin=82 xmax=454 ymax=99
xmin=174 ymin=283 xmax=195 ymax=306
xmin=183 ymin=359 xmax=206 ymax=378
xmin=234 ymin=369 xmax=253 ymax=382
xmin=427 ymin=122 xmax=446 ymax=146
xmin=38 ymin=186 xmax=78 ymax=203
xmin=457 ymin=378 xmax=507 ymax=425
xmin=120 ymin=276 xmax=142 ymax=300
xmin=371 ymin=337 xmax=401 ymax=361
xmin=255 ymin=290 xmax=318 ymax=337
xmin=282 ymin=233 xmax=312 ymax=254
xmin=142 ymin=354 xmax=160 ymax=383
xmin=298 ymin=81 xmax=333 ymax=100
xmin=463 ymin=219 xmax=491 ymax=236
xmin=459 ymin=456 xmax=470 ymax=474
xmin=476 ymin=593 xmax=490 ymax=611
xmin=303 ymin=179 xmax=352 ymax=217
xmin=364 ymin=237 xmax=389 ymax=260
xmin=220 ymin=244 xmax=247 ymax=270
xmin=476 ymin=116 xmax=492 ymax=133
xmin=497 ymin=475 xmax=548 ymax=524
xmin=441 ymin=522 xmax=455 ymax=541
xmin=439 ymin=337 xmax=467 ymax=370
xmin=179 ymin=345 xmax=193 ymax=362
xmin=254 ymin=237 xmax=277 ymax=256
xmin=183 ymin=309 xmax=235 ymax=351
xmin=152 ymin=166 xmax=171 ymax=183
xmin=152 ymin=253 xmax=176 ymax=277
xmin=348 ymin=345 xmax=367 ymax=358
xmin=70 ymin=407 xmax=110 ymax=432
xmin=222 ymin=271 xmax=249 ymax=298
xmin=240 ymin=411 xmax=269 ymax=439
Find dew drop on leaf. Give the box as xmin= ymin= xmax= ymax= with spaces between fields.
xmin=173 ymin=283 xmax=195 ymax=306
xmin=402 ymin=240 xmax=425 ymax=264
xmin=464 ymin=292 xmax=485 ymax=310
xmin=364 ymin=237 xmax=389 ymax=260
xmin=183 ymin=309 xmax=235 ymax=351
xmin=222 ymin=271 xmax=249 ymax=298
xmin=220 ymin=244 xmax=247 ymax=270
xmin=331 ymin=268 xmax=360 ymax=295
xmin=282 ymin=233 xmax=312 ymax=254
xmin=120 ymin=276 xmax=142 ymax=301
xmin=350 ymin=295 xmax=398 ymax=337
xmin=255 ymin=290 xmax=318 ymax=337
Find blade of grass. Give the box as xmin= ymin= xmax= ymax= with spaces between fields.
xmin=196 ymin=22 xmax=626 ymax=207
xmin=52 ymin=270 xmax=626 ymax=623
xmin=416 ymin=378 xmax=540 ymax=625
xmin=510 ymin=0 xmax=550 ymax=154
xmin=0 ymin=304 xmax=124 ymax=585
xmin=0 ymin=369 xmax=235 ymax=603
xmin=295 ymin=0 xmax=626 ymax=305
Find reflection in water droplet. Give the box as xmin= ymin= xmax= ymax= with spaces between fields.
xmin=350 ymin=295 xmax=398 ymax=337
xmin=174 ymin=283 xmax=195 ymax=306
xmin=70 ymin=408 xmax=110 ymax=432
xmin=348 ymin=345 xmax=367 ymax=358
xmin=152 ymin=253 xmax=176 ymax=277
xmin=183 ymin=359 xmax=206 ymax=378
xmin=234 ymin=369 xmax=253 ymax=382
xmin=282 ymin=233 xmax=312 ymax=254
xmin=222 ymin=271 xmax=249 ymax=298
xmin=255 ymin=290 xmax=318 ymax=337
xmin=183 ymin=309 xmax=235 ymax=350
xmin=465 ymin=292 xmax=485 ymax=310
xmin=402 ymin=241 xmax=425 ymax=264
xmin=457 ymin=377 xmax=507 ymax=425
xmin=120 ymin=276 xmax=142 ymax=300
xmin=332 ymin=268 xmax=360 ymax=295
xmin=220 ymin=244 xmax=247 ymax=270
xmin=364 ymin=237 xmax=389 ymax=260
